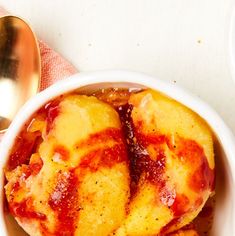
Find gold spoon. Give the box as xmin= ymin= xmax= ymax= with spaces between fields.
xmin=0 ymin=15 xmax=41 ymax=133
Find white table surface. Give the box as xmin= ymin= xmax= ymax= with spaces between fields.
xmin=1 ymin=0 xmax=235 ymax=133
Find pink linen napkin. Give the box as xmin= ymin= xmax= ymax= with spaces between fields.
xmin=0 ymin=7 xmax=78 ymax=141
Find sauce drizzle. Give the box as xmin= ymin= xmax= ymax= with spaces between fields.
xmin=48 ymin=170 xmax=79 ymax=235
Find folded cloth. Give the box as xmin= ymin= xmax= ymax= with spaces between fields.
xmin=0 ymin=7 xmax=78 ymax=141
xmin=38 ymin=40 xmax=77 ymax=90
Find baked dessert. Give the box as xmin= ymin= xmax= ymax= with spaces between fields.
xmin=4 ymin=89 xmax=215 ymax=236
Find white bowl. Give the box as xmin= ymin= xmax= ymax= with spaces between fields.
xmin=0 ymin=70 xmax=234 ymax=236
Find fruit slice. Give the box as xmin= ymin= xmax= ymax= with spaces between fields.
xmin=5 ymin=95 xmax=130 ymax=236
xmin=115 ymin=90 xmax=214 ymax=235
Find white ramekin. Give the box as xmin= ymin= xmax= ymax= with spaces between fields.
xmin=0 ymin=70 xmax=234 ymax=235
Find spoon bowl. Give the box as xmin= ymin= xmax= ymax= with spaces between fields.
xmin=0 ymin=15 xmax=40 ymax=132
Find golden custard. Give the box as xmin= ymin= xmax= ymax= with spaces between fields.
xmin=4 ymin=89 xmax=215 ymax=236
